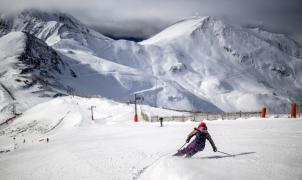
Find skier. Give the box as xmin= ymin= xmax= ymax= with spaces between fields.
xmin=174 ymin=121 xmax=217 ymax=158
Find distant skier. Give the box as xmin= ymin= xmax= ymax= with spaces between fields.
xmin=174 ymin=122 xmax=217 ymax=158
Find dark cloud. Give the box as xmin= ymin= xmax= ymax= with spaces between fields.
xmin=0 ymin=0 xmax=301 ymax=41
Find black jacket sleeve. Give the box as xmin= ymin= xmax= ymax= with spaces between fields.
xmin=206 ymin=133 xmax=217 ymax=150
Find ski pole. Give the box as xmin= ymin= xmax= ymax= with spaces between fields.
xmin=178 ymin=142 xmax=187 ymax=151
xmin=217 ymin=150 xmax=234 ymax=157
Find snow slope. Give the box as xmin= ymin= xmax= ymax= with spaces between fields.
xmin=1 ymin=9 xmax=302 ymax=180
xmin=0 ymin=32 xmax=26 ymax=122
xmin=0 ymin=31 xmax=75 ymax=123
xmin=141 ymin=16 xmax=302 ymax=113
xmin=0 ymin=96 xmax=301 ymax=180
xmin=1 ymin=10 xmax=302 ymax=114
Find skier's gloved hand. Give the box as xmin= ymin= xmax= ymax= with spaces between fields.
xmin=186 ymin=138 xmax=190 ymax=143
xmin=213 ymin=147 xmax=217 ymax=152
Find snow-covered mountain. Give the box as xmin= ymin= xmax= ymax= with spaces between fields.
xmin=0 ymin=9 xmax=302 ymax=116
xmin=0 ymin=31 xmax=76 ymax=122
xmin=141 ymin=16 xmax=302 ymax=112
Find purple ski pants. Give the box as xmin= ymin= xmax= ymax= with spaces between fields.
xmin=174 ymin=140 xmax=203 ymax=157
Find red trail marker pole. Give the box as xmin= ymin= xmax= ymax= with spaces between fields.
xmin=134 ymin=94 xmax=138 ymax=122
xmin=261 ymin=107 xmax=266 ymax=118
xmin=291 ymin=104 xmax=297 ymax=118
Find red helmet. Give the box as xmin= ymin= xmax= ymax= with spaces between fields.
xmin=198 ymin=122 xmax=207 ymax=128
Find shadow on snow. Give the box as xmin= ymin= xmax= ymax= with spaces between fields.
xmin=195 ymin=152 xmax=256 ymax=159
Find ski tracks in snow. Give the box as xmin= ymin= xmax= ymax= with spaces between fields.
xmin=132 ymin=152 xmax=173 ymax=180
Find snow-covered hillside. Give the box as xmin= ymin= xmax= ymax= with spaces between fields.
xmin=1 ymin=9 xmax=302 ymax=180
xmin=0 ymin=96 xmax=301 ymax=180
xmin=0 ymin=31 xmax=75 ymax=123
xmin=141 ymin=16 xmax=302 ymax=113
xmin=1 ymin=10 xmax=302 ymax=114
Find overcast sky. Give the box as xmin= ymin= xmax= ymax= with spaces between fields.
xmin=0 ymin=0 xmax=302 ymax=40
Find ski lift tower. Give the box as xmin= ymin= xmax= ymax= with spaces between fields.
xmin=134 ymin=94 xmax=144 ymax=122
xmin=88 ymin=106 xmax=96 ymax=120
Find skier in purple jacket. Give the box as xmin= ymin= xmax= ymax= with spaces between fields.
xmin=174 ymin=122 xmax=217 ymax=158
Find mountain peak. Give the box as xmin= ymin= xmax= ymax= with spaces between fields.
xmin=18 ymin=9 xmax=85 ymax=29
xmin=140 ymin=16 xmax=225 ymax=45
xmin=1 ymin=10 xmax=301 ymax=113
xmin=2 ymin=8 xmax=83 ymax=27
xmin=0 ymin=8 xmax=92 ymax=45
